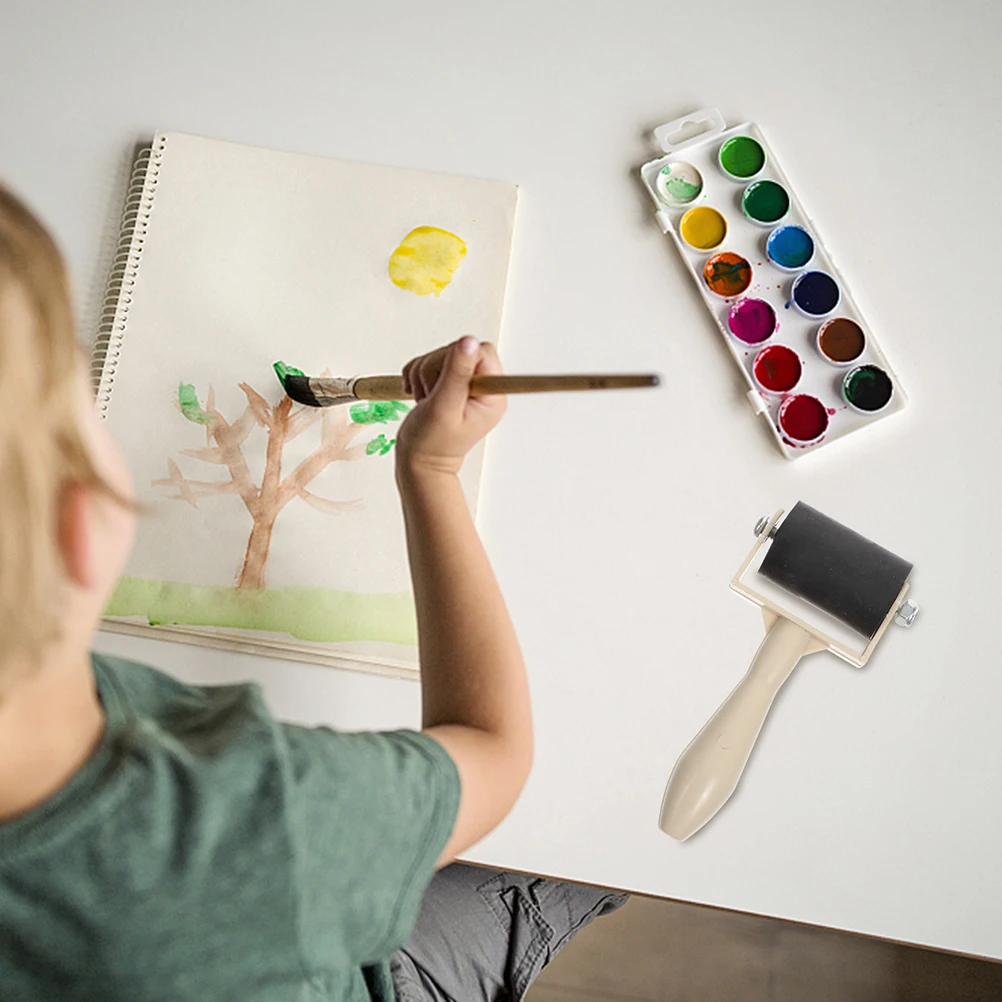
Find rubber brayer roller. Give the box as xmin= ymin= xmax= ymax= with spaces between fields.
xmin=660 ymin=502 xmax=918 ymax=841
xmin=759 ymin=502 xmax=913 ymax=639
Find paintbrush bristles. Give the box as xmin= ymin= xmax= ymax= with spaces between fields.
xmin=280 ymin=375 xmax=342 ymax=408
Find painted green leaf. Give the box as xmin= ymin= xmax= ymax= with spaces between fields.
xmin=350 ymin=400 xmax=410 ymax=425
xmin=178 ymin=382 xmax=208 ymax=424
xmin=365 ymin=433 xmax=395 ymax=456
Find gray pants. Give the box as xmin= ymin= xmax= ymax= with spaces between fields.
xmin=391 ymin=864 xmax=629 ymax=1002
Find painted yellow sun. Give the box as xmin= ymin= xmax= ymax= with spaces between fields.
xmin=388 ymin=226 xmax=467 ymax=296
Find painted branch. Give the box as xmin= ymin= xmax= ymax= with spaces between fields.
xmin=278 ymin=408 xmax=365 ymax=509
xmin=180 ymin=446 xmax=226 ymax=463
xmin=239 ymin=382 xmax=274 ymax=429
xmin=152 ymin=476 xmax=238 ymax=496
xmin=203 ymin=406 xmax=260 ymax=514
xmin=297 ymin=489 xmax=362 ymax=514
xmin=286 ymin=406 xmax=323 ymax=442
xmin=228 ymin=407 xmax=256 ymax=445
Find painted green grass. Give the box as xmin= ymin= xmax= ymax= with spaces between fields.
xmin=107 ymin=577 xmax=417 ymax=646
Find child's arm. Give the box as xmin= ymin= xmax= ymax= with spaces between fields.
xmin=396 ymin=337 xmax=532 ymax=866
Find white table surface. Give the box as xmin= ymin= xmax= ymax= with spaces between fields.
xmin=3 ymin=0 xmax=1001 ymax=962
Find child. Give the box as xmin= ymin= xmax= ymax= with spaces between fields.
xmin=0 ymin=184 xmax=625 ymax=1001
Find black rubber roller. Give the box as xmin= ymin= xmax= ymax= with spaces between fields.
xmin=759 ymin=502 xmax=912 ymax=639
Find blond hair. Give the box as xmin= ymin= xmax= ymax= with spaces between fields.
xmin=0 ymin=184 xmax=111 ymax=672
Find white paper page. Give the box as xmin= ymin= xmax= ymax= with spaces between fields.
xmin=101 ymin=131 xmax=517 ymax=669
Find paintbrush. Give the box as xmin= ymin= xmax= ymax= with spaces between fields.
xmin=274 ymin=361 xmax=660 ymax=408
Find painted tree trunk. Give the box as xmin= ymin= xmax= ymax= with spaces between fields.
xmin=237 ymin=517 xmax=277 ymax=590
xmin=235 ymin=396 xmax=292 ymax=590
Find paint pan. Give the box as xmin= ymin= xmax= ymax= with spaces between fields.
xmin=679 ymin=206 xmax=727 ymax=251
xmin=792 ymin=270 xmax=840 ymax=318
xmin=655 ymin=161 xmax=704 ymax=207
xmin=843 ymin=364 xmax=893 ymax=413
xmin=778 ymin=393 xmax=829 ymax=443
xmin=718 ymin=135 xmax=765 ymax=179
xmin=753 ymin=344 xmax=801 ymax=394
xmin=817 ymin=318 xmax=865 ymax=365
xmin=766 ymin=225 xmax=814 ymax=271
xmin=742 ymin=180 xmax=789 ymax=225
xmin=703 ymin=252 xmax=752 ymax=297
xmin=727 ymin=298 xmax=776 ymax=345
xmin=640 ymin=108 xmax=906 ymax=459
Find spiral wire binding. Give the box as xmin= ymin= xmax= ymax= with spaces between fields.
xmin=91 ymin=134 xmax=168 ymax=417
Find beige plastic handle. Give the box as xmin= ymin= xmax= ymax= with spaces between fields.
xmin=659 ymin=617 xmax=819 ymax=841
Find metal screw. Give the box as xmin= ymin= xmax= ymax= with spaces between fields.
xmin=894 ymin=599 xmax=919 ymax=628
xmin=754 ymin=516 xmax=777 ymax=538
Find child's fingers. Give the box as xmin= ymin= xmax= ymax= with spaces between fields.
xmin=416 ymin=341 xmax=465 ymax=401
xmin=415 ymin=352 xmax=443 ymax=400
xmin=402 ymin=347 xmax=446 ymax=399
xmin=401 ymin=358 xmax=416 ymax=396
xmin=468 ymin=341 xmax=506 ymax=418
xmin=473 ymin=341 xmax=502 ymax=376
xmin=428 ymin=336 xmax=480 ymax=410
xmin=403 ymin=339 xmax=494 ymax=403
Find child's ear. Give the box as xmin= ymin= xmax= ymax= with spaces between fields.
xmin=56 ymin=482 xmax=94 ymax=589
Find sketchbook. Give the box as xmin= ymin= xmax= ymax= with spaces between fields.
xmin=93 ymin=131 xmax=518 ymax=678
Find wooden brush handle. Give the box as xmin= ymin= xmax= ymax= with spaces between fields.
xmin=352 ymin=373 xmax=660 ymax=400
xmin=351 ymin=375 xmax=412 ymax=399
xmin=658 ymin=617 xmax=815 ymax=842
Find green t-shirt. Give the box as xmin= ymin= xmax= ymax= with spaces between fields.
xmin=0 ymin=653 xmax=460 ymax=1001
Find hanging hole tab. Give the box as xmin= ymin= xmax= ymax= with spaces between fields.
xmin=653 ymin=108 xmax=727 ymax=153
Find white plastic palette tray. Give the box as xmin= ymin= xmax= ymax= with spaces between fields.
xmin=640 ymin=108 xmax=906 ymax=459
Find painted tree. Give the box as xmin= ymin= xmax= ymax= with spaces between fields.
xmin=153 ymin=380 xmax=408 ymax=590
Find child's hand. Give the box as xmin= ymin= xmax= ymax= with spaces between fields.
xmin=396 ymin=336 xmax=506 ymax=477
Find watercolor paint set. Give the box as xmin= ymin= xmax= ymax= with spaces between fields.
xmin=640 ymin=108 xmax=905 ymax=458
